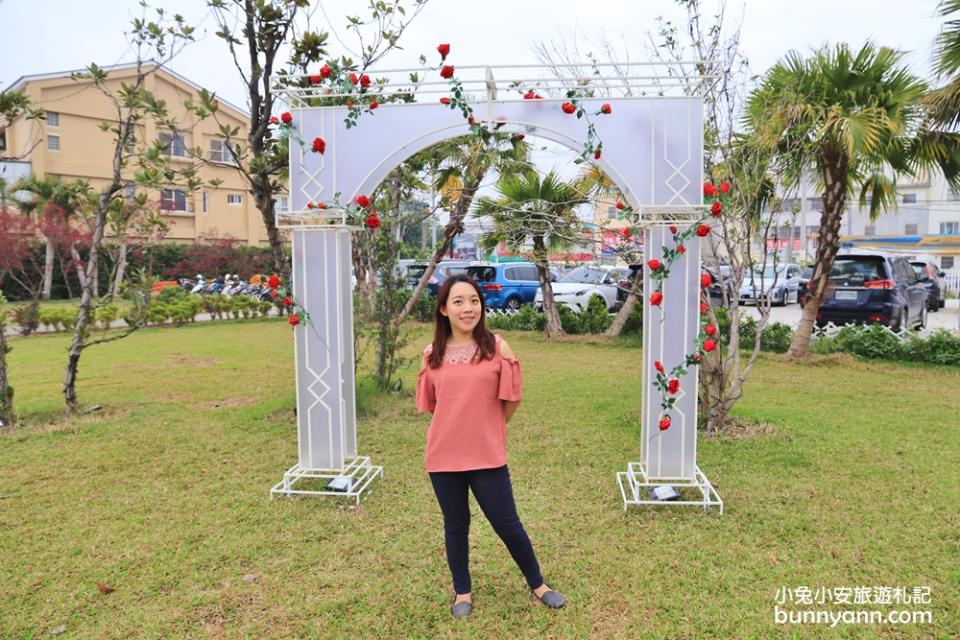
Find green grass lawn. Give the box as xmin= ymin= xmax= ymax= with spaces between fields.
xmin=1 ymin=321 xmax=957 ymax=639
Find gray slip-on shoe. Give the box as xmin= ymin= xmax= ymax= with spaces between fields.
xmin=535 ymin=589 xmax=565 ymax=609
xmin=451 ymin=600 xmax=473 ymax=619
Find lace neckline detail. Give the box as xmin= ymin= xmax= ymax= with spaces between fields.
xmin=425 ymin=341 xmax=484 ymax=365
xmin=442 ymin=342 xmax=478 ymax=364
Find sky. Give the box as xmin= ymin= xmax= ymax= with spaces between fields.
xmin=0 ymin=0 xmax=951 ymax=229
xmin=0 ymin=0 xmax=948 ymax=109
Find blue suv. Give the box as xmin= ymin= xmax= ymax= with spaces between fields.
xmin=466 ymin=263 xmax=542 ymax=311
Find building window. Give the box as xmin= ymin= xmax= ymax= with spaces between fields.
xmin=210 ymin=139 xmax=238 ymax=164
xmin=942 ymin=256 xmax=955 ymax=269
xmin=46 ymin=111 xmax=59 ymax=127
xmin=941 ymin=221 xmax=960 ymax=235
xmin=806 ymin=197 xmax=822 ymax=210
xmin=47 ymin=135 xmax=60 ymax=151
xmin=607 ymin=205 xmax=616 ymax=220
xmin=227 ymin=193 xmax=243 ymax=206
xmin=782 ymin=198 xmax=800 ymax=211
xmin=274 ymin=195 xmax=289 ymax=213
xmin=864 ymin=225 xmax=876 ymax=236
xmin=0 ymin=130 xmax=6 ymax=152
xmin=159 ymin=132 xmax=187 ymax=157
xmin=160 ymin=189 xmax=188 ymax=212
xmin=902 ymin=193 xmax=917 ymax=204
xmin=202 ymin=190 xmax=209 ymax=214
xmin=905 ymin=223 xmax=918 ymax=235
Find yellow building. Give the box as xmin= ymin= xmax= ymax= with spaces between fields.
xmin=1 ymin=62 xmax=277 ymax=246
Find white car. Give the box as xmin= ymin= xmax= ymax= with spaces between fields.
xmin=738 ymin=263 xmax=802 ymax=306
xmin=534 ymin=266 xmax=620 ymax=313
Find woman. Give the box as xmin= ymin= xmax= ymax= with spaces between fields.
xmin=415 ymin=274 xmax=565 ymax=619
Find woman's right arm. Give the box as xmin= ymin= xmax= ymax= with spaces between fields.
xmin=415 ymin=350 xmax=436 ymax=414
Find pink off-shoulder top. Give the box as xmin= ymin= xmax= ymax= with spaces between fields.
xmin=415 ymin=334 xmax=522 ymax=472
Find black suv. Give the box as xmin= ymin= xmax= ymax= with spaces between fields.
xmin=815 ymin=252 xmax=928 ymax=331
xmin=909 ymin=260 xmax=947 ymax=311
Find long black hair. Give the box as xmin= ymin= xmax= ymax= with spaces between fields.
xmin=428 ymin=274 xmax=496 ymax=368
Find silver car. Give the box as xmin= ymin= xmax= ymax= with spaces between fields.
xmin=739 ymin=263 xmax=802 ymax=306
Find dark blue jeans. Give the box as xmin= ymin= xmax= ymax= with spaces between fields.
xmin=429 ymin=465 xmax=544 ymax=595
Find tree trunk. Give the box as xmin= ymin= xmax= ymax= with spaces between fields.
xmin=69 ymin=243 xmax=87 ymax=291
xmin=42 ymin=239 xmax=55 ymax=300
xmin=110 ymin=240 xmax=128 ymax=300
xmin=253 ymin=185 xmax=289 ymax=281
xmin=58 ymin=250 xmax=74 ymax=299
xmin=787 ymin=149 xmax=848 ymax=359
xmin=0 ymin=319 xmax=14 ymax=427
xmin=64 ymin=197 xmax=109 ymax=413
xmin=533 ymin=235 xmax=564 ymax=338
xmin=605 ymin=273 xmax=642 ymax=337
xmin=397 ymin=166 xmax=486 ymax=322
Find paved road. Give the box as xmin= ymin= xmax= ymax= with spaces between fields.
xmin=737 ymin=298 xmax=959 ymax=334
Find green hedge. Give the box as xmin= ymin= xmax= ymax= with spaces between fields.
xmin=812 ymin=324 xmax=960 ymax=366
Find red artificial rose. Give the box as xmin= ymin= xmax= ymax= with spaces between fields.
xmin=306 ymin=202 xmax=315 ymax=209
xmin=696 ymin=224 xmax=711 ymax=237
xmin=659 ymin=416 xmax=672 ymax=431
xmin=280 ymin=112 xmax=292 ymax=124
xmin=349 ymin=72 xmax=359 ymax=85
xmin=282 ymin=296 xmax=292 ymax=307
xmin=365 ymin=214 xmax=382 ymax=229
xmin=677 ymin=245 xmax=686 ymax=254
xmin=647 ymin=258 xmax=662 ymax=271
xmin=622 ymin=227 xmax=633 ymax=239
xmin=360 ymin=74 xmax=371 ymax=88
xmin=440 ymin=65 xmax=455 ymax=79
xmin=667 ymin=379 xmax=680 ymax=395
xmin=615 ymin=200 xmax=625 ymax=210
xmin=310 ymin=74 xmax=321 ymax=85
xmin=311 ymin=137 xmax=326 ymax=154
xmin=655 ymin=360 xmax=665 ymax=373
xmin=268 ymin=275 xmax=281 ymax=289
xmin=600 ymin=103 xmax=612 ymax=114
xmin=719 ymin=181 xmax=731 ymax=193
xmin=704 ymin=324 xmax=717 ymax=337
xmin=320 ymin=64 xmax=332 ymax=78
xmin=437 ymin=43 xmax=451 ymax=59
xmin=669 ymin=225 xmax=678 ymax=234
xmin=269 ymin=115 xmax=279 ymax=125
xmin=710 ymin=200 xmax=723 ymax=216
xmin=594 ymin=149 xmax=602 ymax=159
xmin=693 ymin=353 xmax=703 ymax=363
xmin=289 ymin=314 xmax=300 ymax=327
xmin=523 ymin=90 xmax=536 ymax=99
xmin=515 ymin=133 xmax=525 ymax=140
xmin=703 ymin=338 xmax=717 ymax=352
xmin=561 ymin=102 xmax=576 ymax=114
xmin=467 ymin=115 xmax=476 ymax=124
xmin=700 ymin=273 xmax=713 ymax=288
xmin=354 ymin=194 xmax=371 ymax=208
xmin=700 ymin=301 xmax=709 ymax=313
xmin=317 ymin=202 xmax=327 ymax=209
xmin=369 ymin=100 xmax=378 ymax=110
xmin=703 ymin=182 xmax=717 ymax=197
xmin=440 ymin=97 xmax=451 ymax=105
xmin=650 ymin=291 xmax=663 ymax=306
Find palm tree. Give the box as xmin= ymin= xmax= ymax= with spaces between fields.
xmin=10 ymin=175 xmax=90 ymax=300
xmin=745 ymin=42 xmax=960 ymax=358
xmin=397 ymin=131 xmax=529 ymax=321
xmin=926 ymin=1 xmax=960 ymax=128
xmin=474 ymin=170 xmax=589 ymax=338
